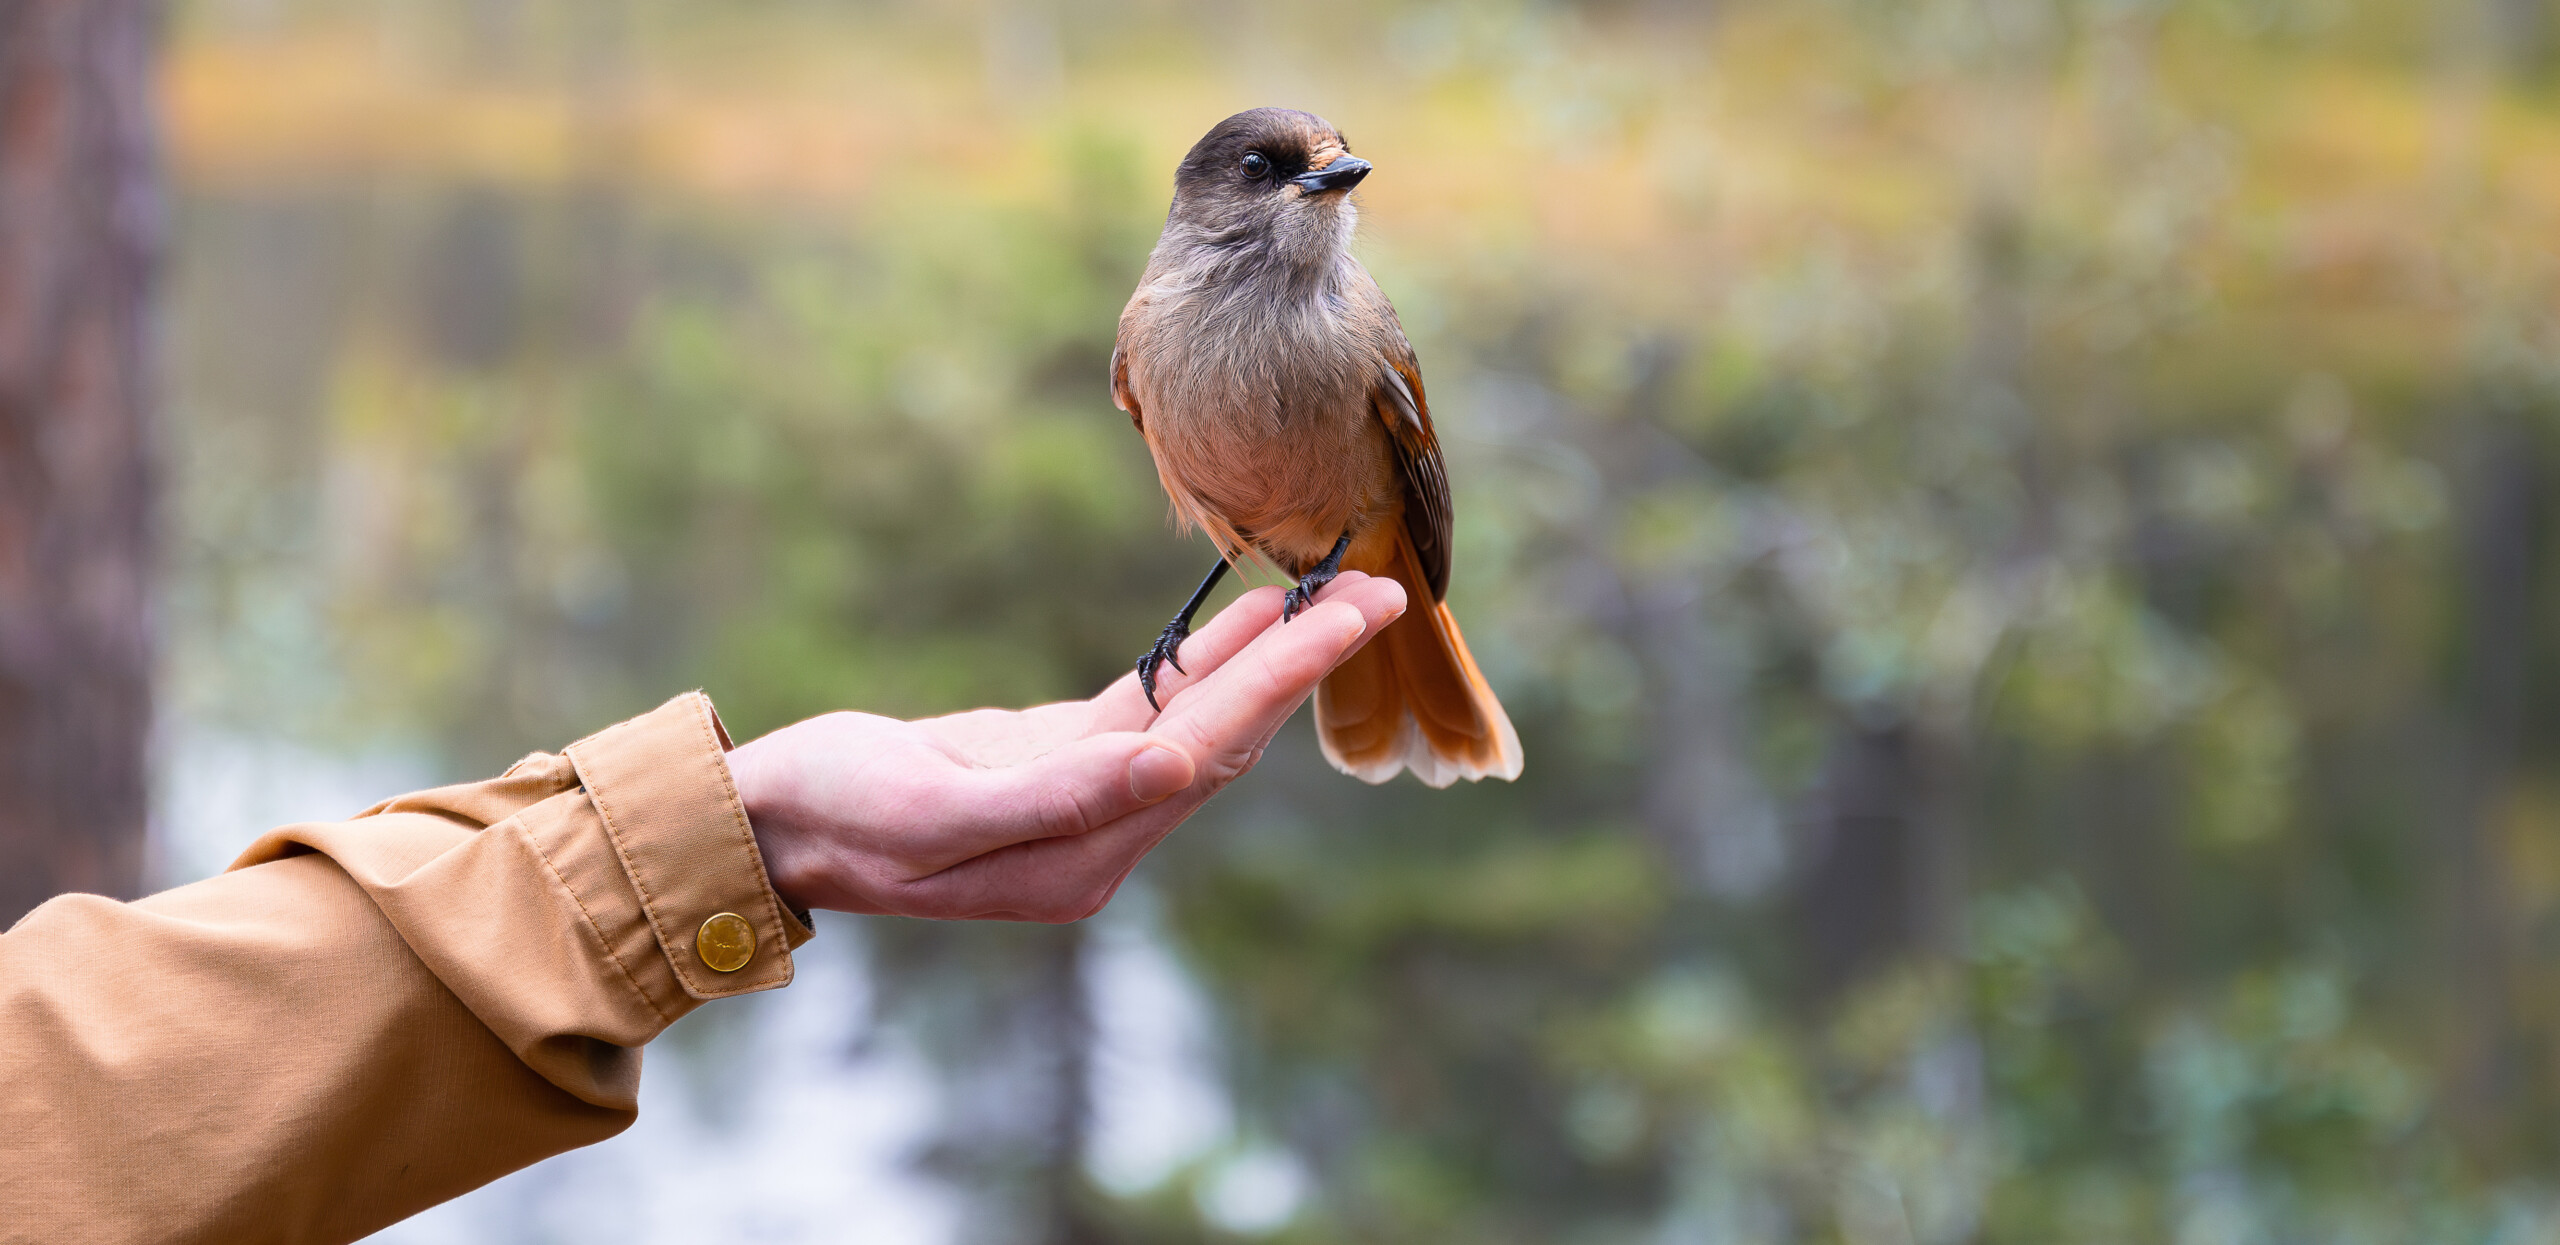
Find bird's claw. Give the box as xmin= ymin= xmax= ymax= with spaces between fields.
xmin=1137 ymin=619 xmax=1193 ymax=711
xmin=1281 ymin=567 xmax=1339 ymax=623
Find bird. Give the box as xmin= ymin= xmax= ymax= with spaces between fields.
xmin=1111 ymin=107 xmax=1523 ymax=787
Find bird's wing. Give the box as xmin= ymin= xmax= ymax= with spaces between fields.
xmin=1109 ymin=339 xmax=1143 ymax=431
xmin=1374 ymin=334 xmax=1452 ymax=602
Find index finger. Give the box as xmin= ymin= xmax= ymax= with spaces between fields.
xmin=1148 ymin=576 xmax=1407 ymax=783
xmin=917 ymin=578 xmax=1316 ymax=760
xmin=1086 ymin=578 xmax=1327 ymax=730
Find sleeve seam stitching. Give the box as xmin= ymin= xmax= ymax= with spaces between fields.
xmin=517 ymin=817 xmax=673 ymax=1027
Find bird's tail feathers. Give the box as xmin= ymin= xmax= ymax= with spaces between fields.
xmin=1314 ymin=530 xmax=1522 ymax=787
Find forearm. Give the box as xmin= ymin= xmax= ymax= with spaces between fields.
xmin=0 ymin=572 xmax=1400 ymax=1242
xmin=0 ymin=693 xmax=808 ymax=1245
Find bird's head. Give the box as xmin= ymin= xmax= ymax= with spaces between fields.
xmin=1165 ymin=108 xmax=1369 ymax=270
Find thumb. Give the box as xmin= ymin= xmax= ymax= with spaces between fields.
xmin=937 ymin=731 xmax=1199 ymax=850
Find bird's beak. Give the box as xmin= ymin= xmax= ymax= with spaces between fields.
xmin=1291 ymin=156 xmax=1372 ymax=194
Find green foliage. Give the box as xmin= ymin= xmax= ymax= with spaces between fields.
xmin=161 ymin=0 xmax=2560 ymax=1239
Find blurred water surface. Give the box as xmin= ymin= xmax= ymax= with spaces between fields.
xmin=156 ymin=0 xmax=2560 ymax=1241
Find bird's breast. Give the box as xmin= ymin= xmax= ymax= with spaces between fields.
xmin=1125 ymin=282 xmax=1398 ymax=570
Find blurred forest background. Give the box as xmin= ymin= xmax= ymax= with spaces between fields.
xmin=17 ymin=0 xmax=2560 ymax=1240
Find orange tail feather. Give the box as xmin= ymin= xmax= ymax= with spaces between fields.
xmin=1314 ymin=529 xmax=1523 ymax=787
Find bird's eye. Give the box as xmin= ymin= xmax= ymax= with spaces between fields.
xmin=1240 ymin=152 xmax=1270 ymax=178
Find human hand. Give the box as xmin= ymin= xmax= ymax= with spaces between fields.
xmin=725 ymin=572 xmax=1408 ymax=922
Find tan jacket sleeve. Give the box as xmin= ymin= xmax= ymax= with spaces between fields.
xmin=0 ymin=691 xmax=813 ymax=1245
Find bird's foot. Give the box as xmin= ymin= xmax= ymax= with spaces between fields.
xmin=1281 ymin=564 xmax=1341 ymax=623
xmin=1283 ymin=531 xmax=1355 ymax=623
xmin=1137 ymin=618 xmax=1193 ymax=711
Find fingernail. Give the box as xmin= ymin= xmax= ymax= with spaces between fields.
xmin=1128 ymin=745 xmax=1196 ymax=803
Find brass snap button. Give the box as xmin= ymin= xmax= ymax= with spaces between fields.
xmin=696 ymin=912 xmax=756 ymax=973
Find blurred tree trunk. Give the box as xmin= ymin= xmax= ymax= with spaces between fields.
xmin=0 ymin=0 xmax=160 ymax=926
xmin=2432 ymin=0 xmax=2540 ymax=1155
xmin=1794 ymin=723 xmax=1925 ymax=997
xmin=2444 ymin=415 xmax=2536 ymax=1150
xmin=1035 ymin=922 xmax=1103 ymax=1245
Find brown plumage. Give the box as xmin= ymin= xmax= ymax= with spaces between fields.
xmin=1112 ymin=108 xmax=1522 ymax=787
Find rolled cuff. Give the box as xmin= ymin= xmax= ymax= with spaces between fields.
xmin=564 ymin=691 xmax=811 ymax=1003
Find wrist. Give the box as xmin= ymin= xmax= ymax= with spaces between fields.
xmin=727 ymin=735 xmax=821 ymax=914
